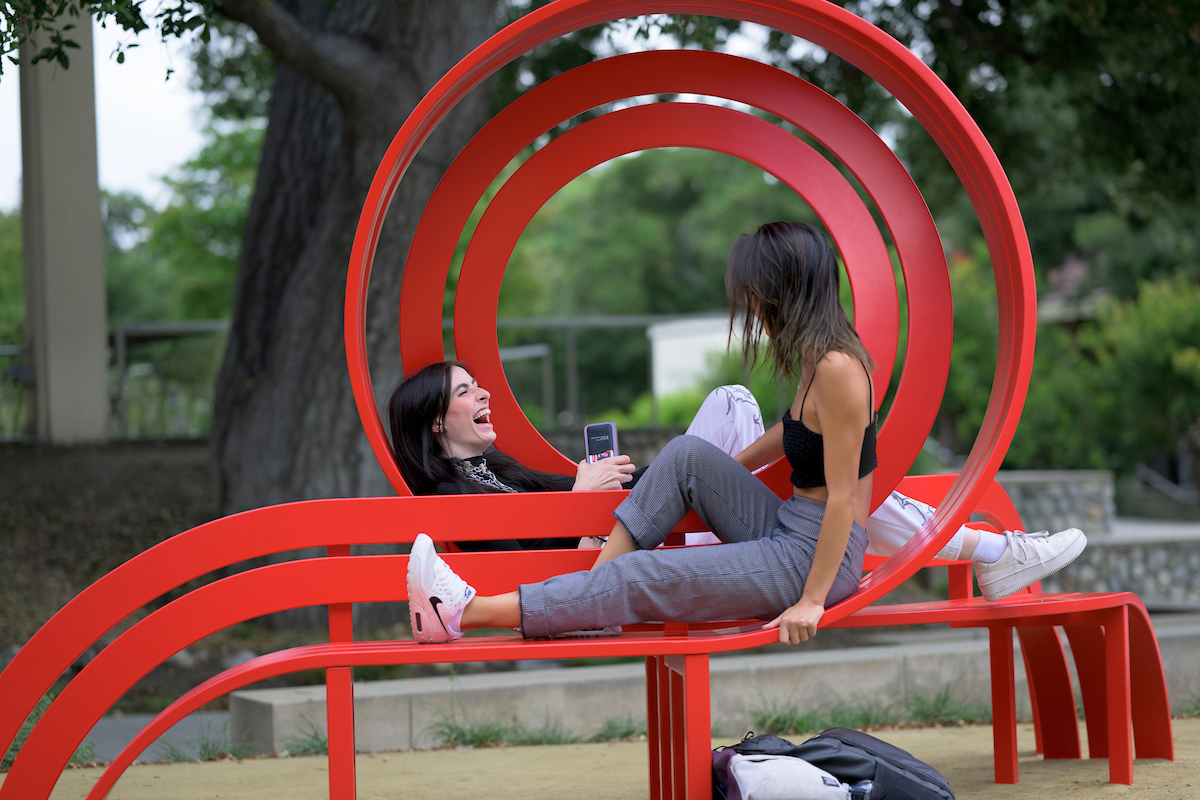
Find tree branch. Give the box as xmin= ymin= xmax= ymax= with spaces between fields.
xmin=215 ymin=0 xmax=397 ymax=114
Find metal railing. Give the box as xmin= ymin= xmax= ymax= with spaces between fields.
xmin=0 ymin=345 xmax=31 ymax=440
xmin=111 ymin=320 xmax=230 ymax=439
xmin=4 ymin=312 xmax=733 ymax=441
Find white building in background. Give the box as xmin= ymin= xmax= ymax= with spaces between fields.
xmin=647 ymin=314 xmax=747 ymax=397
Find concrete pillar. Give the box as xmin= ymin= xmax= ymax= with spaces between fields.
xmin=19 ymin=22 xmax=109 ymax=443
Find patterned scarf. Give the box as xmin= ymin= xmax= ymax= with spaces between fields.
xmin=453 ymin=455 xmax=517 ymax=493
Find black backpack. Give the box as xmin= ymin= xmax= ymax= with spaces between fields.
xmin=714 ymin=729 xmax=955 ymax=800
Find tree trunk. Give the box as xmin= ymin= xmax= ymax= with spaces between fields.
xmin=212 ymin=0 xmax=498 ymax=512
xmin=210 ymin=0 xmax=499 ymax=626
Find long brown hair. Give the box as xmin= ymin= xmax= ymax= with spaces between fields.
xmin=725 ymin=221 xmax=874 ymax=383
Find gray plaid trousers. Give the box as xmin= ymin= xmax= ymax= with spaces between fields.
xmin=519 ymin=435 xmax=867 ymax=638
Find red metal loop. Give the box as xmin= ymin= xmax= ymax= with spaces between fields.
xmin=348 ymin=0 xmax=1036 ymax=622
xmin=454 ymin=101 xmax=894 ymax=476
xmin=398 ymin=49 xmax=949 ymax=508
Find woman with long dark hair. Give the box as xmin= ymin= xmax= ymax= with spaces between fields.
xmin=388 ymin=358 xmax=637 ymax=552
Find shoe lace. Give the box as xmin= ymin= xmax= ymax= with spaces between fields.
xmin=429 ymin=553 xmax=464 ymax=596
xmin=1003 ymin=530 xmax=1051 ymax=563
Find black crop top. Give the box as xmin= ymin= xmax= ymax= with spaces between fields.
xmin=781 ymin=360 xmax=878 ymax=489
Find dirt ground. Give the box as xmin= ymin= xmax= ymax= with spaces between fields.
xmin=23 ymin=719 xmax=1200 ymax=800
xmin=0 ymin=441 xmax=219 ymax=649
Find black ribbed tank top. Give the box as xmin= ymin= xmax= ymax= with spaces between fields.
xmin=781 ymin=360 xmax=877 ymax=489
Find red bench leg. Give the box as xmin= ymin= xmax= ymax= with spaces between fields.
xmin=1104 ymin=606 xmax=1133 ymax=785
xmin=664 ymin=654 xmax=711 ymax=800
xmin=1016 ymin=626 xmax=1081 ymax=759
xmin=683 ymin=655 xmax=711 ymax=800
xmin=1063 ymin=624 xmax=1108 ymax=759
xmin=669 ymin=661 xmax=686 ymax=800
xmin=657 ymin=656 xmax=675 ymax=800
xmin=1127 ymin=604 xmax=1175 ymax=761
xmin=325 ymin=555 xmax=356 ymax=800
xmin=646 ymin=657 xmax=664 ymax=800
xmin=326 ymin=666 xmax=357 ymax=800
xmin=989 ymin=625 xmax=1019 ymax=783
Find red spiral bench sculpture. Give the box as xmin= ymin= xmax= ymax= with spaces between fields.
xmin=0 ymin=1 xmax=1174 ymax=798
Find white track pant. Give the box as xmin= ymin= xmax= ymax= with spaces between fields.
xmin=685 ymin=386 xmax=969 ymax=561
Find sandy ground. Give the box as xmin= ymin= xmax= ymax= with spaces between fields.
xmin=17 ymin=718 xmax=1199 ymax=800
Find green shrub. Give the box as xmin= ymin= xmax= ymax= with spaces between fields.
xmin=2 ymin=693 xmax=96 ymax=771
xmin=752 ymin=685 xmax=994 ymax=736
xmin=428 ymin=709 xmax=579 ymax=748
xmin=590 ymin=714 xmax=647 ymax=742
xmin=282 ymin=716 xmax=329 ymax=756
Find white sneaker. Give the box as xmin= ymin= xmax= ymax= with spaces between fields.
xmin=975 ymin=528 xmax=1087 ymax=601
xmin=407 ymin=533 xmax=476 ymax=643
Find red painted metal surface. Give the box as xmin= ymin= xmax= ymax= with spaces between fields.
xmin=0 ymin=1 xmax=1176 ymax=798
xmin=1105 ymin=606 xmax=1134 ymax=785
xmin=70 ymin=589 xmax=1170 ymax=797
xmin=1017 ymin=626 xmax=1081 ymax=760
xmin=406 ymin=50 xmax=947 ymax=499
xmin=348 ymin=0 xmax=1030 ymax=583
xmin=989 ymin=625 xmax=1020 ymax=783
xmin=454 ymin=99 xmax=900 ymax=485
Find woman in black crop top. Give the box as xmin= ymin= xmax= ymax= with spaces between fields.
xmin=405 ymin=222 xmax=882 ymax=646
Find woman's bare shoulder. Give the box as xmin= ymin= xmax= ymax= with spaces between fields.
xmin=812 ymin=352 xmax=870 ymax=404
xmin=813 ymin=350 xmax=862 ymax=378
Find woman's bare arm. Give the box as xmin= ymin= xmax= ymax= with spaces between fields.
xmin=734 ymin=421 xmax=785 ymax=471
xmin=765 ymin=352 xmax=871 ymax=643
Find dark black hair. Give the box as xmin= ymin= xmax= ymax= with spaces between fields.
xmin=725 ymin=221 xmax=875 ymax=382
xmin=387 ymin=360 xmax=572 ymax=495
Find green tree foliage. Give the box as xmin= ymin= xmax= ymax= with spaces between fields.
xmin=0 ymin=208 xmax=21 ymax=345
xmin=935 ymin=248 xmax=1200 ymax=489
xmin=143 ymin=122 xmax=261 ymax=319
xmin=186 ymin=16 xmax=274 ymax=122
xmin=836 ymin=0 xmax=1200 ymax=295
xmin=103 ymin=190 xmax=181 ymax=323
xmin=104 ymin=122 xmax=261 ymax=324
xmin=1083 ymin=276 xmax=1200 ymax=484
xmin=2 ymin=0 xmax=212 ymax=74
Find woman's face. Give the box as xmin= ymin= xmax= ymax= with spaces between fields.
xmin=436 ymin=366 xmax=496 ymax=459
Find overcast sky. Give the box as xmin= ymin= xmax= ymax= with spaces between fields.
xmin=0 ymin=20 xmax=206 ymax=212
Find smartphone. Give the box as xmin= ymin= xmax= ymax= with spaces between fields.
xmin=584 ymin=421 xmax=618 ymax=463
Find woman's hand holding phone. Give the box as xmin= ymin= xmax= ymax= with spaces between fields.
xmin=572 ymin=455 xmax=635 ymax=491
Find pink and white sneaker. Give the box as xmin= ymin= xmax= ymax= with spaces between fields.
xmin=407 ymin=534 xmax=476 ymax=644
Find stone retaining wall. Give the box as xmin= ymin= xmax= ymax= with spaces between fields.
xmin=995 ymin=469 xmax=1115 ymax=536
xmin=1041 ymin=522 xmax=1200 ymax=608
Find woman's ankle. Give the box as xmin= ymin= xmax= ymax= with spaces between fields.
xmin=590 ymin=524 xmax=638 ymax=569
xmin=461 ymin=592 xmax=520 ymax=629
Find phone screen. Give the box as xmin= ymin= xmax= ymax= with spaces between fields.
xmin=584 ymin=422 xmax=618 ymax=463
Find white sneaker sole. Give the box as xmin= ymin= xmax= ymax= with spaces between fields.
xmin=980 ymin=530 xmax=1087 ymax=601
